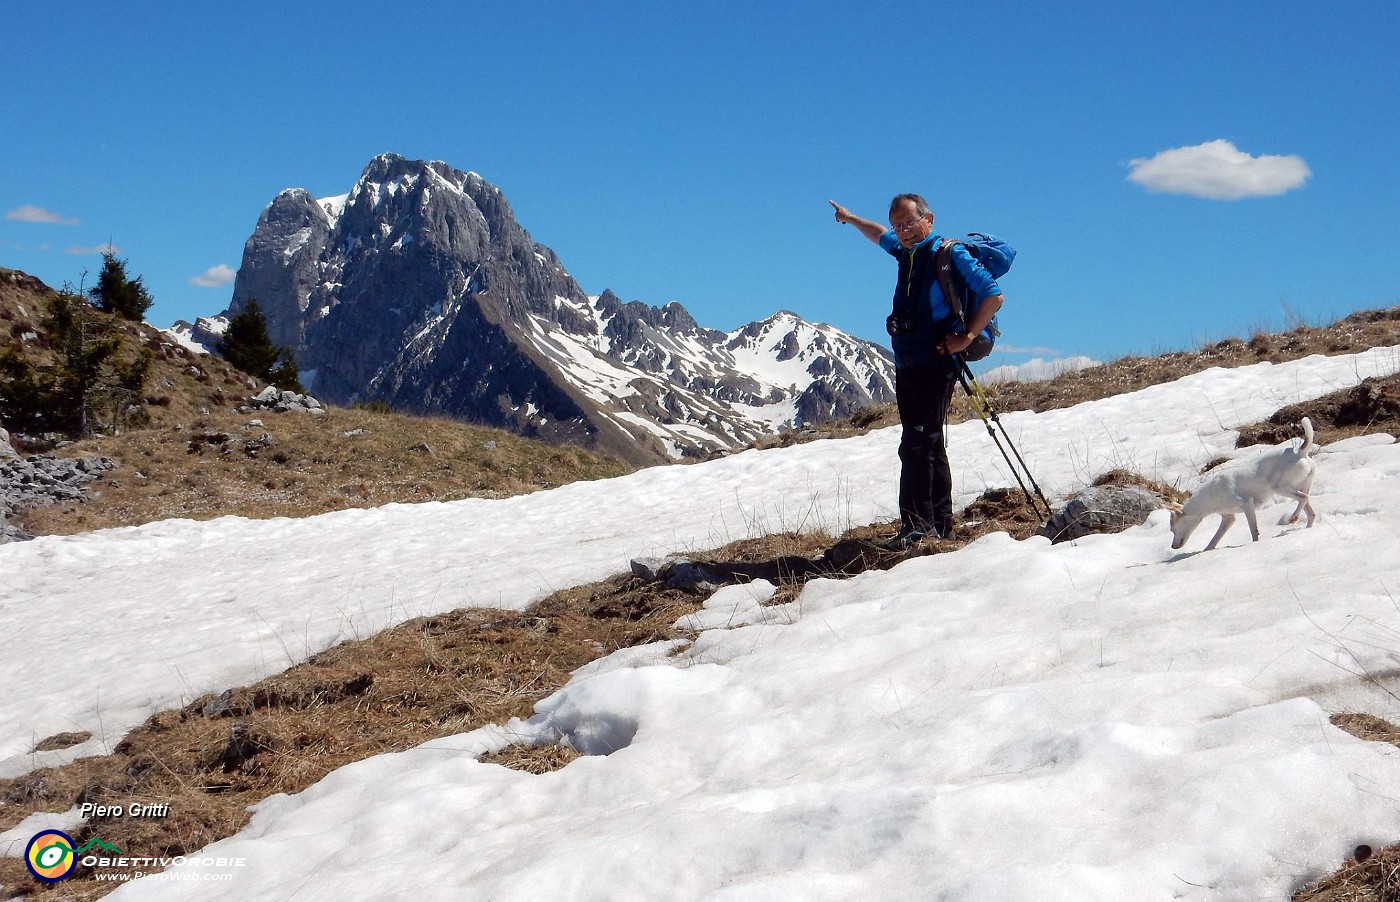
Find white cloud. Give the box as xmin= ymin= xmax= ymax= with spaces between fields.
xmin=995 ymin=344 xmax=1063 ymax=357
xmin=65 ymin=243 xmax=120 ymax=256
xmin=6 ymin=205 xmax=81 ymax=225
xmin=189 ymin=264 xmax=237 ymax=288
xmin=980 ymin=355 xmax=1101 ymax=384
xmin=1127 ymin=140 xmax=1311 ymax=200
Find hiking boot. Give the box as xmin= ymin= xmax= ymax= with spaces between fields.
xmin=887 ymin=526 xmax=926 ymax=549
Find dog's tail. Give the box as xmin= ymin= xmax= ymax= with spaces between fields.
xmin=1299 ymin=416 xmax=1316 ymax=456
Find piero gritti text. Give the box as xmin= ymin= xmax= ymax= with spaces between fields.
xmin=79 ymin=802 xmax=170 ymax=818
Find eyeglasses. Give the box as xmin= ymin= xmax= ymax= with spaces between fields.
xmin=891 ymin=214 xmax=929 ymax=233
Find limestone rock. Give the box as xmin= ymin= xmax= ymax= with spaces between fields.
xmin=247 ymin=387 xmax=327 ymax=415
xmin=0 ymin=453 xmax=117 ymax=544
xmin=1037 ymin=485 xmax=1168 ymax=544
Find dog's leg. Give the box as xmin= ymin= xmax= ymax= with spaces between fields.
xmin=1279 ymin=490 xmax=1313 ymax=526
xmin=1287 ymin=471 xmax=1317 ymax=527
xmin=1205 ymin=513 xmax=1235 ymax=551
xmin=1301 ymin=472 xmax=1316 ymax=527
xmin=1242 ymin=501 xmax=1261 ymax=542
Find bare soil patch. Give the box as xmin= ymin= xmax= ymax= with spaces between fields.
xmin=1238 ymin=372 xmax=1400 ymax=449
xmin=1290 ymin=715 xmax=1400 ymax=900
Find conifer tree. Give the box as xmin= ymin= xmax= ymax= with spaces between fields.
xmin=89 ymin=253 xmax=154 ymax=321
xmin=269 ymin=347 xmax=305 ymax=393
xmin=218 ymin=299 xmax=304 ymax=392
xmin=0 ymin=292 xmax=150 ymax=436
xmin=45 ymin=293 xmax=114 ymax=434
xmin=0 ymin=343 xmax=49 ymax=433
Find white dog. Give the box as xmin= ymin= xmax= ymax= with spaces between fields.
xmin=1169 ymin=418 xmax=1318 ymax=551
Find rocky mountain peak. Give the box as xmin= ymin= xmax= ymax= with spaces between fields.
xmin=219 ymin=155 xmax=895 ymax=464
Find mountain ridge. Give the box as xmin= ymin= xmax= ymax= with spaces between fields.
xmin=204 ymin=153 xmax=896 ymax=464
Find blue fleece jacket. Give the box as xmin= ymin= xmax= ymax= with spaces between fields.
xmin=879 ymin=230 xmax=1001 ymax=369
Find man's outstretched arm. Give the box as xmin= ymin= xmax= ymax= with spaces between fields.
xmin=829 ymin=200 xmax=887 ymax=245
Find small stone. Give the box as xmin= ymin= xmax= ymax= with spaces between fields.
xmin=630 ymin=557 xmax=666 ymax=581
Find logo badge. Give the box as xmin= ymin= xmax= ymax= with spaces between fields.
xmin=25 ymin=830 xmax=77 ymax=882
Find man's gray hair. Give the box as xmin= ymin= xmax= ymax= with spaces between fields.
xmin=889 ymin=193 xmax=931 ymax=217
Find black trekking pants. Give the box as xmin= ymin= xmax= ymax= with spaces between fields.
xmin=895 ymin=361 xmax=959 ymax=535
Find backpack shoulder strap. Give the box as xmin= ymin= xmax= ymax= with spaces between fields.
xmin=934 ymin=239 xmax=966 ymax=324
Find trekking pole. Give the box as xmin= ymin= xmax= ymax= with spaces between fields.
xmin=954 ymin=357 xmax=1053 ymax=522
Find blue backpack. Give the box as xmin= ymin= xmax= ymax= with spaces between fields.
xmin=934 ymin=233 xmax=1016 ymax=361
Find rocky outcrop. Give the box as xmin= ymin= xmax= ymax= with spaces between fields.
xmin=1 ymin=428 xmax=117 ymax=544
xmin=242 ymin=386 xmax=326 ymax=415
xmin=232 ymin=189 xmax=334 ymax=350
xmin=0 ymin=267 xmax=53 ymax=296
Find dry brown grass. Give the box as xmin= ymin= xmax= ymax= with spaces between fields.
xmin=1238 ymin=375 xmax=1400 ymax=449
xmin=1 ymin=269 xmax=271 ymax=434
xmin=2 ymin=274 xmax=634 ymax=538
xmin=986 ymin=307 xmax=1400 ymax=417
xmin=1089 ymin=468 xmax=1190 ymax=504
xmin=1294 ymin=848 xmax=1400 ymax=902
xmin=17 ymin=405 xmax=633 ymax=537
xmin=1291 ymin=715 xmax=1400 ymax=901
xmin=479 ymin=743 xmax=583 ymax=774
xmin=1333 ymin=713 xmax=1400 ymax=747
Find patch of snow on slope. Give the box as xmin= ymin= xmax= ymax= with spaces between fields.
xmin=523 ymin=313 xmax=640 ymax=404
xmin=318 ymin=193 xmax=349 ymax=223
xmin=162 ymin=320 xmax=217 ymax=354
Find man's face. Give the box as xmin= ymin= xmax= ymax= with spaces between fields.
xmin=889 ymin=200 xmax=933 ymax=249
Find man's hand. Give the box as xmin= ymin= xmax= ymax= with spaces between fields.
xmin=941 ymin=333 xmax=975 ymax=355
xmin=829 ymin=200 xmax=886 ymax=244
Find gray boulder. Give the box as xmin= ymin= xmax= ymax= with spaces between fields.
xmin=247 ymin=386 xmax=327 ymax=415
xmin=0 ymin=423 xmax=17 ymax=463
xmin=628 ymin=555 xmax=719 ymax=595
xmin=1038 ymin=485 xmax=1168 ymax=544
xmin=629 ymin=557 xmax=668 ymax=581
xmin=1 ymin=521 xmax=31 ymax=543
xmin=251 ymin=385 xmax=280 ymax=405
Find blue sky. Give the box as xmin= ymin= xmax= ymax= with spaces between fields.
xmin=3 ymin=1 xmax=1398 ymax=368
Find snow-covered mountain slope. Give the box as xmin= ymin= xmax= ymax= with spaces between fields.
xmin=213 ymin=154 xmax=895 ymax=463
xmin=162 ymin=315 xmax=226 ymax=355
xmin=519 ymin=297 xmax=897 ymax=456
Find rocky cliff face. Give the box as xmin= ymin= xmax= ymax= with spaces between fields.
xmin=219 ymin=154 xmax=895 ymax=464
